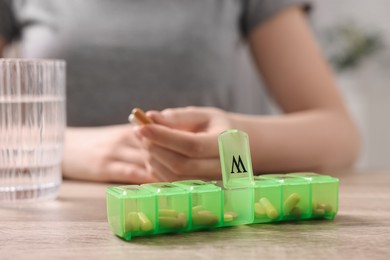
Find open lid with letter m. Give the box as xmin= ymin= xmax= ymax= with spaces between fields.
xmin=218 ymin=129 xmax=254 ymax=189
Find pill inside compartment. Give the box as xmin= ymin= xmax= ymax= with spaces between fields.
xmin=141 ymin=183 xmax=190 ymax=234
xmin=173 ymin=180 xmax=223 ymax=230
xmin=288 ymin=172 xmax=339 ymax=220
xmin=106 ymin=185 xmax=157 ymax=241
xmin=210 ymin=180 xmax=254 ymax=227
xmin=253 ymin=176 xmax=282 ymax=223
xmin=261 ymin=174 xmax=311 ymax=220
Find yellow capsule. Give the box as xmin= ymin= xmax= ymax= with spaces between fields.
xmin=178 ymin=212 xmax=188 ymax=228
xmin=312 ymin=208 xmax=325 ymax=216
xmin=193 ymin=210 xmax=218 ymax=226
xmin=137 ymin=212 xmax=153 ymax=232
xmin=259 ymin=197 xmax=279 ymax=220
xmin=312 ymin=200 xmax=318 ymax=210
xmin=224 ymin=213 xmax=234 ymax=222
xmin=127 ymin=212 xmax=140 ymax=232
xmin=192 ymin=205 xmax=205 ymax=214
xmin=225 ymin=211 xmax=238 ymax=218
xmin=159 ymin=208 xmax=178 ymax=217
xmin=254 ymin=202 xmax=266 ymax=217
xmin=318 ymin=203 xmax=333 ymax=214
xmin=284 ymin=193 xmax=301 ymax=214
xmin=158 ymin=216 xmax=182 ymax=229
xmin=131 ymin=107 xmax=153 ymax=125
xmin=290 ymin=207 xmax=302 ymax=217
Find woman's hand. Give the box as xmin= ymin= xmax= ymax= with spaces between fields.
xmin=134 ymin=106 xmax=233 ymax=181
xmin=62 ymin=125 xmax=157 ymax=183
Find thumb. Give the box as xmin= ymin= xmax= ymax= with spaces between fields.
xmin=147 ymin=107 xmax=209 ymax=132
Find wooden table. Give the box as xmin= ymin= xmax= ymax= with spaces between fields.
xmin=1 ymin=171 xmax=389 ymax=259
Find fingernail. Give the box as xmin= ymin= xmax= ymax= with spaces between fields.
xmin=133 ymin=128 xmax=143 ymax=141
xmin=148 ymin=111 xmax=163 ymax=123
xmin=136 ymin=126 xmax=151 ymax=138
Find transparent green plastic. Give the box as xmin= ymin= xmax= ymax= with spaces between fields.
xmin=216 ymin=129 xmax=255 ymax=226
xmin=106 ymin=127 xmax=339 ymax=240
xmin=253 ymin=176 xmax=282 ymax=223
xmin=218 ymin=129 xmax=254 ymax=189
xmin=106 ymin=173 xmax=339 ymax=240
xmin=141 ymin=182 xmax=190 ymax=233
xmin=261 ymin=174 xmax=311 ymax=220
xmin=287 ymin=172 xmax=339 ymax=219
xmin=210 ymin=181 xmax=254 ymax=227
xmin=106 ymin=185 xmax=157 ymax=241
xmin=173 ymin=180 xmax=223 ymax=230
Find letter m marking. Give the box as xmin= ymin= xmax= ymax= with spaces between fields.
xmin=230 ymin=155 xmax=247 ymax=174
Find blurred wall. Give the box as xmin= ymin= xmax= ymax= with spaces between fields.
xmin=312 ymin=0 xmax=390 ymax=169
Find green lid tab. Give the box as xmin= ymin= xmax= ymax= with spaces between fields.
xmin=107 ymin=185 xmax=155 ymax=199
xmin=218 ymin=129 xmax=254 ymax=189
xmin=173 ymin=180 xmax=221 ymax=192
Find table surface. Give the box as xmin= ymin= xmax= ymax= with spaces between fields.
xmin=1 ymin=170 xmax=389 ymax=259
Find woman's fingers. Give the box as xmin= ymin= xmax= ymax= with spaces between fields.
xmin=135 ymin=124 xmax=219 ymax=158
xmin=146 ymin=157 xmax=178 ymax=182
xmin=106 ymin=161 xmax=157 ymax=184
xmin=112 ymin=146 xmax=146 ymax=167
xmin=147 ymin=107 xmax=209 ymax=131
xmin=145 ymin=142 xmax=221 ymax=179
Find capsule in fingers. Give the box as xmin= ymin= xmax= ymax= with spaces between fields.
xmin=129 ymin=107 xmax=153 ymax=125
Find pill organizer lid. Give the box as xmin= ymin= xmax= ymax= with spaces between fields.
xmin=218 ymin=129 xmax=254 ymax=189
xmin=208 ymin=180 xmax=223 ymax=187
xmin=288 ymin=172 xmax=321 ymax=177
xmin=106 ymin=185 xmax=155 ymax=199
xmin=261 ymin=174 xmax=310 ymax=185
xmin=173 ymin=180 xmax=221 ymax=192
xmin=287 ymin=172 xmax=339 ymax=183
xmin=141 ymin=182 xmax=188 ymax=195
xmin=253 ymin=175 xmax=282 ymax=187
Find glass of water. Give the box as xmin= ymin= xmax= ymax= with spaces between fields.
xmin=0 ymin=59 xmax=66 ymax=203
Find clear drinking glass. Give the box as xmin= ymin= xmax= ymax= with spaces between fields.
xmin=0 ymin=59 xmax=66 ymax=203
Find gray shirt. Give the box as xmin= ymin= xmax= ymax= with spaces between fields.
xmin=0 ymin=0 xmax=310 ymax=126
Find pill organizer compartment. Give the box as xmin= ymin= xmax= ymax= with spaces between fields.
xmin=262 ymin=174 xmax=311 ymax=220
xmin=253 ymin=176 xmax=282 ymax=223
xmin=288 ymin=172 xmax=339 ymax=219
xmin=210 ymin=181 xmax=254 ymax=227
xmin=106 ymin=185 xmax=157 ymax=240
xmin=141 ymin=183 xmax=190 ymax=234
xmin=173 ymin=180 xmax=223 ymax=230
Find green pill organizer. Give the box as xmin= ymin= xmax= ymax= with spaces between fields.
xmin=287 ymin=172 xmax=339 ymax=219
xmin=173 ymin=180 xmax=223 ymax=230
xmin=106 ymin=130 xmax=339 ymax=240
xmin=261 ymin=174 xmax=312 ymax=220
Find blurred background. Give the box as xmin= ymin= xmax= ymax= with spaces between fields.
xmin=243 ymin=0 xmax=390 ymax=170
xmin=4 ymin=0 xmax=389 ymax=170
xmin=313 ymin=0 xmax=390 ymax=169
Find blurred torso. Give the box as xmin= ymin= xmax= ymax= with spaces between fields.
xmin=14 ymin=0 xmax=264 ymax=126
